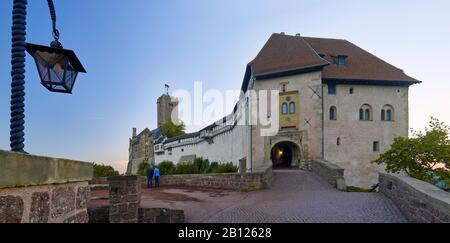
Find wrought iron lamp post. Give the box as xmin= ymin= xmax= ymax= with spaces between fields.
xmin=10 ymin=0 xmax=86 ymax=152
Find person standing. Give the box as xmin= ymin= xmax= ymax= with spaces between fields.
xmin=154 ymin=166 xmax=160 ymax=188
xmin=146 ymin=166 xmax=154 ymax=189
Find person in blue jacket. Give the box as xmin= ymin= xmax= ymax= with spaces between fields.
xmin=146 ymin=166 xmax=154 ymax=189
xmin=154 ymin=166 xmax=160 ymax=188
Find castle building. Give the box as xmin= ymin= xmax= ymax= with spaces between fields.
xmin=126 ymin=86 xmax=178 ymax=174
xmin=151 ymin=33 xmax=420 ymax=188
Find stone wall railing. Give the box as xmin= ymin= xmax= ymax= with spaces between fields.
xmin=91 ymin=161 xmax=273 ymax=192
xmin=140 ymin=162 xmax=272 ymax=191
xmin=310 ymin=159 xmax=346 ymax=191
xmin=88 ymin=175 xmax=185 ymax=223
xmin=0 ymin=150 xmax=93 ymax=223
xmin=379 ymin=173 xmax=450 ymax=223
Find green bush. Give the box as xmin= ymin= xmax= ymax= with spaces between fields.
xmin=193 ymin=157 xmax=210 ymax=174
xmin=173 ymin=162 xmax=198 ymax=175
xmin=210 ymin=162 xmax=239 ymax=174
xmin=158 ymin=161 xmax=175 ymax=175
xmin=137 ymin=161 xmax=150 ymax=176
xmin=159 ymin=158 xmax=238 ymax=175
xmin=93 ymin=163 xmax=120 ymax=177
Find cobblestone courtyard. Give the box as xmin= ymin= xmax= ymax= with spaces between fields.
xmin=90 ymin=170 xmax=407 ymax=223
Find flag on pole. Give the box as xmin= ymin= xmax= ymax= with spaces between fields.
xmin=165 ymin=84 xmax=170 ymax=95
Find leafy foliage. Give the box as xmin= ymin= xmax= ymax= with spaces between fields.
xmin=158 ymin=161 xmax=175 ymax=175
xmin=373 ymin=117 xmax=450 ymax=189
xmin=161 ymin=120 xmax=186 ymax=138
xmin=157 ymin=158 xmax=238 ymax=175
xmin=93 ymin=163 xmax=120 ymax=177
xmin=137 ymin=161 xmax=150 ymax=176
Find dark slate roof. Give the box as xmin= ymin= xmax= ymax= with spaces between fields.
xmin=149 ymin=127 xmax=162 ymax=139
xmin=154 ymin=136 xmax=166 ymax=145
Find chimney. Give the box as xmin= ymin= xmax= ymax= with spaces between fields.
xmin=132 ymin=128 xmax=137 ymax=138
xmin=296 ymin=33 xmax=301 ymax=37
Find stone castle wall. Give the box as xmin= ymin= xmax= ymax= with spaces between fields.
xmin=379 ymin=173 xmax=450 ymax=223
xmin=323 ymin=85 xmax=410 ymax=188
xmin=0 ymin=182 xmax=90 ymax=223
xmin=0 ymin=150 xmax=93 ymax=223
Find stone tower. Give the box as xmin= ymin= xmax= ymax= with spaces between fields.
xmin=157 ymin=84 xmax=179 ymax=127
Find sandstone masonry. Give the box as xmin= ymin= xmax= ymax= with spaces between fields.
xmin=379 ymin=173 xmax=450 ymax=223
xmin=0 ymin=150 xmax=93 ymax=223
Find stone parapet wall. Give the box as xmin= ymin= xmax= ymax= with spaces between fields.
xmin=108 ymin=176 xmax=141 ymax=223
xmin=0 ymin=181 xmax=90 ymax=223
xmin=0 ymin=150 xmax=93 ymax=223
xmin=379 ymin=173 xmax=450 ymax=223
xmin=141 ymin=165 xmax=272 ymax=192
xmin=92 ymin=162 xmax=272 ymax=192
xmin=310 ymin=159 xmax=346 ymax=191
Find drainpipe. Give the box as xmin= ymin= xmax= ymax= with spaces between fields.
xmin=321 ymin=84 xmax=325 ymax=159
xmin=248 ymin=95 xmax=253 ymax=172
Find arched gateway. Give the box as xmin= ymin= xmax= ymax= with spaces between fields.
xmin=270 ymin=141 xmax=301 ymax=168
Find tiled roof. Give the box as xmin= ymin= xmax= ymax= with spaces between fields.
xmin=249 ymin=33 xmax=419 ymax=84
xmin=302 ymin=36 xmax=419 ymax=82
xmin=250 ymin=34 xmax=329 ymax=78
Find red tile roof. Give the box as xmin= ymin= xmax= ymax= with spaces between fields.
xmin=250 ymin=33 xmax=419 ymax=84
xmin=250 ymin=34 xmax=329 ymax=77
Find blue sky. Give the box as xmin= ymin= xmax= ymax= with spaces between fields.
xmin=1 ymin=0 xmax=449 ymax=173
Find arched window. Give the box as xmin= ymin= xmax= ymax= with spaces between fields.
xmin=365 ymin=109 xmax=371 ymax=121
xmin=330 ymin=106 xmax=337 ymax=120
xmin=359 ymin=104 xmax=372 ymax=121
xmin=382 ymin=105 xmax=394 ymax=121
xmin=282 ymin=103 xmax=288 ymax=115
xmin=289 ymin=102 xmax=295 ymax=114
xmin=386 ymin=110 xmax=392 ymax=121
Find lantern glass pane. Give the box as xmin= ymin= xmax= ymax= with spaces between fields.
xmin=63 ymin=63 xmax=78 ymax=91
xmin=35 ymin=50 xmax=66 ymax=81
xmin=34 ymin=52 xmax=51 ymax=82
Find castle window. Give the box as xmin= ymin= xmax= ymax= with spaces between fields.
xmin=289 ymin=102 xmax=296 ymax=114
xmin=373 ymin=141 xmax=380 ymax=152
xmin=330 ymin=106 xmax=337 ymax=120
xmin=337 ymin=55 xmax=347 ymax=66
xmin=386 ymin=110 xmax=392 ymax=121
xmin=328 ymin=84 xmax=336 ymax=95
xmin=349 ymin=88 xmax=354 ymax=94
xmin=381 ymin=105 xmax=394 ymax=121
xmin=282 ymin=103 xmax=288 ymax=115
xmin=359 ymin=104 xmax=372 ymax=121
xmin=337 ymin=137 xmax=341 ymax=146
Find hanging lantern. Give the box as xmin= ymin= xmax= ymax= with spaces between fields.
xmin=25 ymin=43 xmax=86 ymax=94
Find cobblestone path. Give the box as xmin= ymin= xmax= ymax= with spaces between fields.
xmin=201 ymin=170 xmax=406 ymax=223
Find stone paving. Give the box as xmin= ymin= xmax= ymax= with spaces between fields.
xmin=203 ymin=170 xmax=407 ymax=223
xmin=89 ymin=170 xmax=407 ymax=223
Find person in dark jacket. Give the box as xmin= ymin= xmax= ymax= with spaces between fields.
xmin=146 ymin=166 xmax=154 ymax=189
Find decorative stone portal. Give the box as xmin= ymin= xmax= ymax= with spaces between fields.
xmin=270 ymin=141 xmax=301 ymax=168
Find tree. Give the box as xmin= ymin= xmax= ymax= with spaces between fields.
xmin=373 ymin=117 xmax=450 ymax=185
xmin=137 ymin=161 xmax=150 ymax=176
xmin=93 ymin=163 xmax=120 ymax=177
xmin=161 ymin=120 xmax=186 ymax=138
